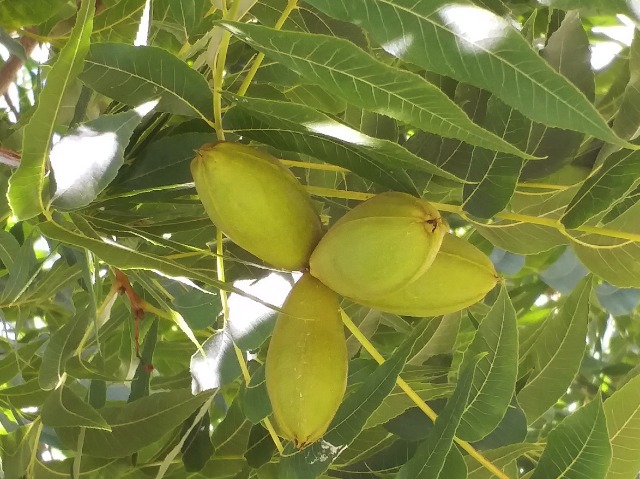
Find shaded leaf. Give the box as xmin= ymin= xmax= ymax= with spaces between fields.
xmin=458 ymin=286 xmax=518 ymax=441
xmin=396 ymin=354 xmax=483 ymax=479
xmin=223 ymin=94 xmax=462 ymax=193
xmin=56 ymin=390 xmax=213 ymax=457
xmin=517 ymin=277 xmax=591 ymax=423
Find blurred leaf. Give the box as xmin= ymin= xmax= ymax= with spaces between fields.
xmin=466 ymin=443 xmax=543 ymax=479
xmin=41 ymin=386 xmax=110 ymax=430
xmin=0 ymin=421 xmax=42 ymax=479
xmin=80 ymin=43 xmax=214 ymax=119
xmin=604 ymin=373 xmax=640 ymax=479
xmin=517 ymin=277 xmax=591 ymax=422
xmin=39 ymin=309 xmax=90 ymax=391
xmin=56 ymin=390 xmax=213 ymax=457
xmin=50 ymin=110 xmax=142 ymax=210
xmin=457 ymin=286 xmax=518 ymax=441
xmin=7 ymin=0 xmax=95 ymax=220
xmin=93 ymin=0 xmax=146 ymax=43
xmin=0 ymin=0 xmax=69 ymax=29
xmin=531 ymin=397 xmax=611 ymax=479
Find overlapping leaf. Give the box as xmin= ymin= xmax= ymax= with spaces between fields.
xmin=220 ymin=21 xmax=536 ymax=159
xmin=223 ymin=94 xmax=462 ymax=192
xmin=7 ymin=0 xmax=95 ymax=220
xmin=517 ymin=277 xmax=591 ymax=422
xmin=531 ymin=397 xmax=611 ymax=479
xmin=306 ymin=0 xmax=630 ymax=149
xmin=80 ymin=43 xmax=213 ymax=119
xmin=457 ymin=286 xmax=518 ymax=441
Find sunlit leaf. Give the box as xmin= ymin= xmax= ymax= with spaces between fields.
xmin=7 ymin=0 xmax=95 ymax=220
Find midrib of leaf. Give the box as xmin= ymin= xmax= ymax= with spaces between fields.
xmin=93 ymin=0 xmax=145 ymax=35
xmin=223 ymin=22 xmax=537 ymax=159
xmin=83 ymin=58 xmax=210 ymax=122
xmin=110 ymin=393 xmax=211 ymax=428
xmin=7 ymin=0 xmax=95 ymax=219
xmin=556 ymin=406 xmax=604 ymax=478
xmin=380 ymin=0 xmax=611 ymax=140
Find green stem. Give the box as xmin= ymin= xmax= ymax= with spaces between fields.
xmin=340 ymin=310 xmax=514 ymax=479
xmin=236 ymin=0 xmax=299 ymax=97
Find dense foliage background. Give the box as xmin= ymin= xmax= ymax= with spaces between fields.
xmin=1 ymin=0 xmax=640 ymax=478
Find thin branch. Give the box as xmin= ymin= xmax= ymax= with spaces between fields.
xmin=0 ymin=34 xmax=37 ymax=97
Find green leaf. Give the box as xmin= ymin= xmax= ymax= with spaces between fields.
xmin=562 ymin=148 xmax=640 ymax=229
xmin=475 ymin=184 xmax=577 ymax=255
xmin=0 ymin=421 xmax=42 ymax=479
xmin=0 ymin=0 xmax=69 ymax=29
xmin=517 ymin=277 xmax=591 ymax=423
xmin=279 ymin=317 xmax=434 ymax=479
xmin=457 ymin=286 xmax=518 ymax=441
xmin=223 ymin=94 xmax=461 ymax=193
xmin=37 ymin=218 xmax=232 ymax=293
xmin=461 ymin=95 xmax=526 ymax=218
xmin=39 ymin=309 xmax=90 ymax=390
xmin=306 ymin=0 xmax=631 ymax=149
xmin=56 ymin=389 xmax=213 ymax=457
xmin=365 ymin=382 xmax=453 ymax=429
xmin=211 ymin=397 xmax=253 ymax=457
xmin=114 ymin=132 xmax=215 ymax=192
xmin=465 ymin=443 xmax=543 ymax=479
xmin=396 ymin=354 xmax=483 ymax=479
xmin=7 ymin=0 xmax=95 ymax=220
xmin=611 ymin=31 xmax=640 ymax=141
xmin=92 ymin=0 xmax=146 ymax=43
xmin=41 ymin=386 xmax=111 ymax=430
xmin=80 ymin=43 xmax=214 ymax=119
xmin=604 ymin=373 xmax=640 ymax=479
xmin=33 ymin=458 xmax=131 ymax=478
xmin=571 ymin=201 xmax=640 ymax=287
xmin=531 ymin=397 xmax=611 ymax=479
xmin=220 ymin=21 xmax=536 ymax=160
xmin=50 ymin=111 xmax=142 ymax=210
xmin=520 ymin=11 xmax=593 ymax=180
xmin=0 ymin=229 xmax=20 ymax=271
xmin=241 ymin=365 xmax=271 ymax=424
xmin=0 ymin=234 xmax=36 ymax=305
